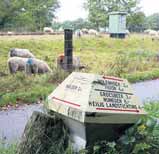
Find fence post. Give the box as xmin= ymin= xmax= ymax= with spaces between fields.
xmin=64 ymin=29 xmax=73 ymax=71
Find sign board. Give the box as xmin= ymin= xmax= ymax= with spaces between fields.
xmin=48 ymin=72 xmax=146 ymax=124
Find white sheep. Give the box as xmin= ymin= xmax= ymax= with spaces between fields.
xmin=88 ymin=29 xmax=99 ymax=36
xmin=8 ymin=57 xmax=52 ymax=74
xmin=43 ymin=27 xmax=54 ymax=33
xmin=8 ymin=57 xmax=28 ymax=73
xmin=126 ymin=30 xmax=130 ymax=36
xmin=81 ymin=28 xmax=89 ymax=34
xmin=149 ymin=30 xmax=158 ymax=36
xmin=144 ymin=29 xmax=152 ymax=34
xmin=75 ymin=29 xmax=83 ymax=38
xmin=26 ymin=58 xmax=52 ymax=74
xmin=144 ymin=29 xmax=158 ymax=36
xmin=9 ymin=48 xmax=35 ymax=58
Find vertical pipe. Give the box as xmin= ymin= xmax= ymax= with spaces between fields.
xmin=64 ymin=29 xmax=73 ymax=70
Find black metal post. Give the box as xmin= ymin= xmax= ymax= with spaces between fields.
xmin=64 ymin=29 xmax=73 ymax=70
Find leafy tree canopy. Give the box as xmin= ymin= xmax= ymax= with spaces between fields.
xmin=84 ymin=0 xmax=141 ymax=30
xmin=0 ymin=0 xmax=59 ymax=31
xmin=145 ymin=13 xmax=159 ymax=30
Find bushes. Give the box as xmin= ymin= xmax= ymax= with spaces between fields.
xmin=79 ymin=117 xmax=159 ymax=154
xmin=1 ymin=102 xmax=159 ymax=154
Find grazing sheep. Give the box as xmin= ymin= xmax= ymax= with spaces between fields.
xmin=144 ymin=29 xmax=152 ymax=34
xmin=9 ymin=48 xmax=35 ymax=58
xmin=144 ymin=29 xmax=158 ymax=36
xmin=26 ymin=58 xmax=52 ymax=74
xmin=8 ymin=57 xmax=52 ymax=74
xmin=7 ymin=31 xmax=14 ymax=35
xmin=126 ymin=29 xmax=130 ymax=36
xmin=75 ymin=29 xmax=83 ymax=38
xmin=57 ymin=54 xmax=84 ymax=70
xmin=88 ymin=29 xmax=99 ymax=36
xmin=81 ymin=28 xmax=89 ymax=34
xmin=149 ymin=30 xmax=158 ymax=37
xmin=43 ymin=27 xmax=54 ymax=33
xmin=8 ymin=57 xmax=28 ymax=73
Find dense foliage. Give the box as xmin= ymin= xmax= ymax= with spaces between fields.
xmin=77 ymin=102 xmax=159 ymax=154
xmin=84 ymin=0 xmax=140 ymax=30
xmin=0 ymin=0 xmax=59 ymax=31
xmin=145 ymin=13 xmax=159 ymax=30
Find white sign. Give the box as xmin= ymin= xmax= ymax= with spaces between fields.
xmin=48 ymin=72 xmax=146 ymax=124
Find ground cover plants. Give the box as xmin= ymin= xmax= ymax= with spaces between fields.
xmin=1 ymin=34 xmax=159 ymax=106
xmin=1 ymin=102 xmax=159 ymax=154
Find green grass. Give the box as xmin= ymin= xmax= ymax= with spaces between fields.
xmin=1 ymin=34 xmax=159 ymax=107
xmin=0 ymin=142 xmax=17 ymax=154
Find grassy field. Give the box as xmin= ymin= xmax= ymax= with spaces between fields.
xmin=1 ymin=34 xmax=159 ymax=107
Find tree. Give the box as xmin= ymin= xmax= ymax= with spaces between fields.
xmin=84 ymin=0 xmax=140 ymax=30
xmin=145 ymin=13 xmax=159 ymax=30
xmin=53 ymin=18 xmax=95 ymax=31
xmin=127 ymin=11 xmax=146 ymax=32
xmin=0 ymin=0 xmax=60 ymax=31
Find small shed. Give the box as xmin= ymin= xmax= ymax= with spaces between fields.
xmin=109 ymin=11 xmax=127 ymax=38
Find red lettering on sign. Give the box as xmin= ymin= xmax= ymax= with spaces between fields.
xmin=96 ymin=108 xmax=140 ymax=113
xmin=103 ymin=76 xmax=123 ymax=82
xmin=52 ymin=97 xmax=81 ymax=107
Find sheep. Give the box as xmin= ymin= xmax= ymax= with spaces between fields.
xmin=126 ymin=29 xmax=130 ymax=36
xmin=8 ymin=57 xmax=28 ymax=73
xmin=75 ymin=29 xmax=83 ymax=38
xmin=7 ymin=31 xmax=14 ymax=35
xmin=81 ymin=28 xmax=89 ymax=34
xmin=9 ymin=48 xmax=35 ymax=58
xmin=57 ymin=54 xmax=84 ymax=70
xmin=8 ymin=57 xmax=52 ymax=74
xmin=144 ymin=29 xmax=158 ymax=36
xmin=43 ymin=27 xmax=54 ymax=33
xmin=149 ymin=30 xmax=158 ymax=37
xmin=88 ymin=29 xmax=99 ymax=36
xmin=25 ymin=58 xmax=52 ymax=74
xmin=144 ymin=29 xmax=152 ymax=34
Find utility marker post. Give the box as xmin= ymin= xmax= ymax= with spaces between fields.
xmin=64 ymin=29 xmax=73 ymax=71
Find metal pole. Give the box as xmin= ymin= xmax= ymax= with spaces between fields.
xmin=64 ymin=29 xmax=73 ymax=70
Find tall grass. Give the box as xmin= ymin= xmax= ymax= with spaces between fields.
xmin=1 ymin=34 xmax=159 ymax=107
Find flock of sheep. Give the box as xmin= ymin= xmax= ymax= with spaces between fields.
xmin=144 ymin=29 xmax=159 ymax=37
xmin=8 ymin=49 xmax=52 ymax=74
xmin=43 ymin=27 xmax=99 ymax=36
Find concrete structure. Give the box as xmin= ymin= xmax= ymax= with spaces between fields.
xmin=47 ymin=72 xmax=146 ymax=151
xmin=109 ymin=12 xmax=127 ymax=38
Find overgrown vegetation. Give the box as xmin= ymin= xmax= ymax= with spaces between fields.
xmin=1 ymin=102 xmax=158 ymax=154
xmin=0 ymin=69 xmax=69 ymax=107
xmin=74 ymin=102 xmax=159 ymax=154
xmin=1 ymin=34 xmax=159 ymax=107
